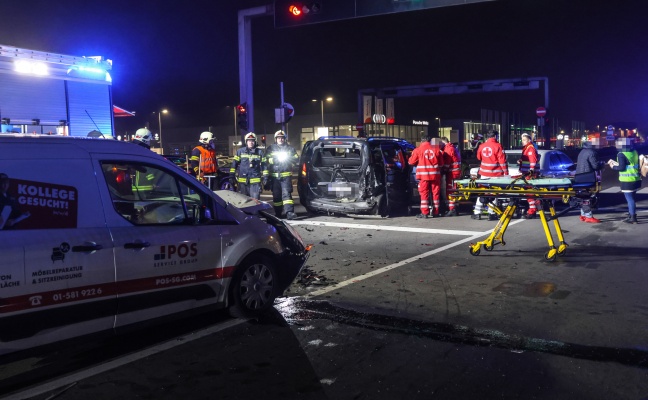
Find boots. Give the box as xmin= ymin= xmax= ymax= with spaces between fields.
xmin=623 ymin=214 xmax=638 ymax=224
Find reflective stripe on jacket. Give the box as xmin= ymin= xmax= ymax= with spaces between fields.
xmin=477 ymin=138 xmax=508 ymax=177
xmin=618 ymin=151 xmax=640 ymax=182
xmin=519 ymin=143 xmax=538 ymax=174
xmin=230 ymin=146 xmax=267 ymax=183
xmin=190 ymin=145 xmax=217 ymax=174
xmin=266 ymin=143 xmax=298 ymax=179
xmin=442 ymin=142 xmax=462 ymax=179
xmin=408 ymin=141 xmax=443 ymax=182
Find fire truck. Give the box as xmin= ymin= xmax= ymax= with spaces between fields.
xmin=0 ymin=44 xmax=121 ymax=137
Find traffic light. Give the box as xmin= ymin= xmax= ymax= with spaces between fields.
xmin=261 ymin=135 xmax=266 ymax=146
xmin=284 ymin=105 xmax=294 ymax=123
xmin=237 ymin=103 xmax=248 ymax=131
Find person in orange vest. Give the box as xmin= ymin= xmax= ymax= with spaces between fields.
xmin=518 ymin=133 xmax=540 ymax=219
xmin=440 ymin=137 xmax=462 ymax=217
xmin=409 ymin=136 xmax=444 ymax=218
xmin=190 ymin=131 xmax=218 ymax=190
xmin=473 ymin=130 xmax=508 ymax=220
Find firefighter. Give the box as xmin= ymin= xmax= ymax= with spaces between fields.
xmin=408 ymin=136 xmax=444 ymax=218
xmin=440 ymin=137 xmax=462 ymax=217
xmin=518 ymin=133 xmax=540 ymax=219
xmin=190 ymin=131 xmax=218 ymax=190
xmin=265 ymin=130 xmax=298 ymax=219
xmin=230 ymin=132 xmax=267 ymax=200
xmin=132 ymin=128 xmax=152 ymax=150
xmin=473 ymin=130 xmax=508 ymax=220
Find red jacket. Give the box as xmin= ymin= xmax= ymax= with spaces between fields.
xmin=408 ymin=141 xmax=444 ymax=182
xmin=519 ymin=143 xmax=538 ymax=174
xmin=477 ymin=138 xmax=508 ymax=177
xmin=442 ymin=142 xmax=462 ymax=179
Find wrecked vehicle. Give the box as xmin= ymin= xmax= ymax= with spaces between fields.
xmin=297 ymin=136 xmax=415 ymax=216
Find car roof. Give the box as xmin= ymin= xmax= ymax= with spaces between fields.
xmin=0 ymin=134 xmax=165 ymax=160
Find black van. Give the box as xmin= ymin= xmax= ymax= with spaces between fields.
xmin=297 ymin=136 xmax=416 ymax=216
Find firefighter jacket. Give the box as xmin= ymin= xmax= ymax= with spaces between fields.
xmin=477 ymin=138 xmax=508 ymax=177
xmin=408 ymin=141 xmax=444 ymax=182
xmin=266 ymin=143 xmax=298 ymax=179
xmin=190 ymin=145 xmax=217 ymax=175
xmin=442 ymin=142 xmax=462 ymax=179
xmin=230 ymin=146 xmax=268 ymax=184
xmin=519 ymin=142 xmax=538 ymax=175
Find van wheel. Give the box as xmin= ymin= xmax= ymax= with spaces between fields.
xmin=229 ymin=255 xmax=278 ymax=318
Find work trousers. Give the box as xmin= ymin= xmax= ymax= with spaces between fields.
xmin=238 ymin=182 xmax=261 ymax=200
xmin=418 ymin=180 xmax=441 ymax=216
xmin=445 ymin=175 xmax=456 ymax=211
xmin=271 ymin=177 xmax=294 ymax=216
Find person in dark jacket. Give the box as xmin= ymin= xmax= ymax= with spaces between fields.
xmin=608 ymin=138 xmax=641 ymax=224
xmin=575 ymin=138 xmax=605 ymax=223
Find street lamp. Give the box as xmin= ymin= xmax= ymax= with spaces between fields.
xmin=312 ymin=97 xmax=333 ymax=127
xmin=158 ymin=109 xmax=168 ymax=151
xmin=435 ymin=117 xmax=441 ymax=135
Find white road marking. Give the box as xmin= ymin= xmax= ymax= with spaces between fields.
xmin=292 ymin=219 xmax=528 ymax=298
xmin=288 ymin=219 xmax=507 ymax=236
xmin=3 ymin=318 xmax=248 ymax=400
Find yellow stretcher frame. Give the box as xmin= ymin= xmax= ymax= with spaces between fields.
xmin=450 ymin=176 xmax=600 ymax=262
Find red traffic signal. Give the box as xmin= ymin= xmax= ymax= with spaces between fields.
xmin=288 ymin=4 xmax=302 ymax=16
xmin=236 ymin=103 xmax=247 ymax=114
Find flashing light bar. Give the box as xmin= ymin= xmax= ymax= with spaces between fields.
xmin=14 ymin=60 xmax=48 ymax=75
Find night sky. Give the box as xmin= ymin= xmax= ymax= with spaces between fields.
xmin=1 ymin=0 xmax=647 ymax=135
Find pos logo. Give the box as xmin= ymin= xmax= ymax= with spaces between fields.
xmin=155 ymin=243 xmax=198 ymax=261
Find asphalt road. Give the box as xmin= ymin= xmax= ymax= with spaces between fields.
xmin=2 ymin=174 xmax=648 ymax=400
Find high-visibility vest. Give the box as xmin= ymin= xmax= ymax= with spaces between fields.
xmin=618 ymin=151 xmax=640 ymax=182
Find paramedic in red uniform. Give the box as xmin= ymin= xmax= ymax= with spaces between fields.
xmin=472 ymin=130 xmax=508 ymax=220
xmin=441 ymin=137 xmax=462 ymax=217
xmin=518 ymin=133 xmax=540 ymax=219
xmin=409 ymin=137 xmax=444 ymax=218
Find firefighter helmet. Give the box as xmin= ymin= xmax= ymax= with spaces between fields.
xmin=274 ymin=130 xmax=286 ymax=139
xmin=134 ymin=128 xmax=152 ymax=147
xmin=199 ymin=131 xmax=214 ymax=144
xmin=244 ymin=132 xmax=257 ymax=142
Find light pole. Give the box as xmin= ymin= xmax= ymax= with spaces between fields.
xmin=312 ymin=97 xmax=333 ymax=127
xmin=435 ymin=117 xmax=441 ymax=136
xmin=158 ymin=109 xmax=168 ymax=151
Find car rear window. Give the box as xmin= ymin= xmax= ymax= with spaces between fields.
xmin=312 ymin=147 xmax=362 ymax=168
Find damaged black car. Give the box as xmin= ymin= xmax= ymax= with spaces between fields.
xmin=297 ymin=136 xmax=415 ymax=216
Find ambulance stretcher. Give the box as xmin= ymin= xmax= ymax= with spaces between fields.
xmin=450 ymin=175 xmax=600 ymax=261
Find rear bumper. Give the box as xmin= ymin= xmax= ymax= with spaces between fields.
xmin=305 ymin=197 xmax=376 ymax=214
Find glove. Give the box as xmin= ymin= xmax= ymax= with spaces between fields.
xmin=263 ymin=179 xmax=271 ymax=191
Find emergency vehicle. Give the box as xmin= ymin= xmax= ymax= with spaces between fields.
xmin=0 ymin=44 xmax=117 ymax=137
xmin=0 ymin=135 xmax=310 ymax=356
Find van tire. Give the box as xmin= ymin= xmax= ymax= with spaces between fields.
xmin=229 ymin=254 xmax=279 ymax=318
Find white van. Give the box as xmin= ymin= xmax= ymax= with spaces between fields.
xmin=0 ymin=135 xmax=310 ymax=356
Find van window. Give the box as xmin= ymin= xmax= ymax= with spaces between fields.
xmin=101 ymin=162 xmax=213 ymax=225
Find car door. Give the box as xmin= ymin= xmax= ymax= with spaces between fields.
xmin=380 ymin=143 xmax=409 ymax=208
xmin=0 ymin=158 xmax=115 ymax=348
xmin=98 ymin=160 xmax=225 ymax=328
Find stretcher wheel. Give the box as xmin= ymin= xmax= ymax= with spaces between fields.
xmin=557 ymin=248 xmax=567 ymax=256
xmin=469 ymin=246 xmax=481 ymax=256
xmin=544 ymin=251 xmax=557 ymax=262
xmin=484 ymin=244 xmax=493 ymax=251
